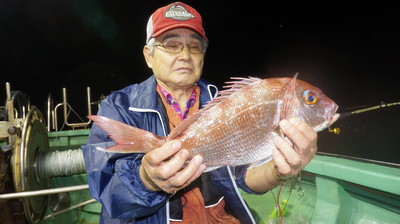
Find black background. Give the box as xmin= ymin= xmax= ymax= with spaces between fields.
xmin=1 ymin=0 xmax=399 ymax=163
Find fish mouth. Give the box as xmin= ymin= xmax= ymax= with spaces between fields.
xmin=329 ymin=113 xmax=340 ymax=125
xmin=314 ymin=113 xmax=340 ymax=132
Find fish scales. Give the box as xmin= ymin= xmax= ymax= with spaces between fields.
xmin=89 ymin=75 xmax=339 ymax=172
xmin=179 ymin=79 xmax=283 ymax=168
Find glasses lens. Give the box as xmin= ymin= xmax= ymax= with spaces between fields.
xmin=164 ymin=41 xmax=183 ymax=53
xmin=162 ymin=41 xmax=204 ymax=54
xmin=187 ymin=42 xmax=203 ymax=54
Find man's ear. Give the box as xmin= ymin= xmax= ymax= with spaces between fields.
xmin=143 ymin=46 xmax=153 ymax=69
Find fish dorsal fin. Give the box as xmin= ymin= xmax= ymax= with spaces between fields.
xmin=280 ymin=73 xmax=299 ymax=120
xmin=167 ymin=76 xmax=262 ymax=140
xmin=202 ymin=76 xmax=262 ymax=111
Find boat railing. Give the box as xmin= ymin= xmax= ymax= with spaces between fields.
xmin=47 ymin=87 xmax=100 ymax=131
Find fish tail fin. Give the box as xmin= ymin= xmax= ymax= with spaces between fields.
xmin=88 ymin=115 xmax=165 ymax=153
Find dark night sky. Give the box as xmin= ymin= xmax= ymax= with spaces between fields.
xmin=1 ymin=1 xmax=399 ymax=163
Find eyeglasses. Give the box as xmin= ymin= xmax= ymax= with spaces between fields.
xmin=155 ymin=41 xmax=206 ymax=54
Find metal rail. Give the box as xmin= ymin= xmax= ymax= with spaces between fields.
xmin=0 ymin=184 xmax=89 ymax=200
xmin=62 ymin=87 xmax=92 ymax=128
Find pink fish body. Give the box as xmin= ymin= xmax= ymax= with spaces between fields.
xmin=89 ymin=75 xmax=339 ymax=172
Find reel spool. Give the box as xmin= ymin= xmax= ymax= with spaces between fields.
xmin=7 ymin=107 xmax=87 ymax=223
xmin=2 ymin=83 xmax=90 ymax=224
xmin=12 ymin=107 xmax=50 ymax=223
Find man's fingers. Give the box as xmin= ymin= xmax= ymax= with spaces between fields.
xmin=273 ymin=135 xmax=301 ymax=168
xmin=167 ymin=155 xmax=204 ymax=188
xmin=272 ymin=148 xmax=292 ymax=177
xmin=154 ymin=149 xmax=190 ymax=180
xmin=145 ymin=140 xmax=182 ymax=165
xmin=279 ymin=118 xmax=317 ymax=153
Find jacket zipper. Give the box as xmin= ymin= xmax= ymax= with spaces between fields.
xmin=128 ymin=84 xmax=223 ymax=224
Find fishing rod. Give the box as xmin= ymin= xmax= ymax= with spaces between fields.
xmin=329 ymin=101 xmax=400 ymax=135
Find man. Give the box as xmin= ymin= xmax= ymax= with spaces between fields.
xmin=82 ymin=2 xmax=318 ymax=223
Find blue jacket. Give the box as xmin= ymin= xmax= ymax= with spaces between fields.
xmin=82 ymin=76 xmax=259 ymax=223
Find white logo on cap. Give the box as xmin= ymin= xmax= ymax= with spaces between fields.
xmin=165 ymin=4 xmax=194 ymax=21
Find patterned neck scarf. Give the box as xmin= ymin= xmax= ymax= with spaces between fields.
xmin=157 ymin=84 xmax=197 ymax=120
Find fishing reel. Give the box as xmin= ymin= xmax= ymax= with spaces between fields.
xmin=328 ymin=127 xmax=341 ymax=135
xmin=1 ymin=83 xmax=90 ymax=223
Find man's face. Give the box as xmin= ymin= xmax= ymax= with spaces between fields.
xmin=144 ymin=28 xmax=205 ymax=90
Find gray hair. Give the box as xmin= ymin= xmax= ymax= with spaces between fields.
xmin=146 ymin=38 xmax=157 ymax=55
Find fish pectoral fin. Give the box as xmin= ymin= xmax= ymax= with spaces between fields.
xmin=248 ymin=156 xmax=273 ymax=169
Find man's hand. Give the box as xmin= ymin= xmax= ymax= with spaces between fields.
xmin=245 ymin=118 xmax=318 ymax=193
xmin=139 ymin=140 xmax=206 ymax=193
xmin=272 ymin=117 xmax=318 ymax=179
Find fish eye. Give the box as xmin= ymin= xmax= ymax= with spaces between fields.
xmin=303 ymin=90 xmax=318 ymax=105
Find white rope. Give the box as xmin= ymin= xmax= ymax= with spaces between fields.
xmin=38 ymin=149 xmax=86 ymax=178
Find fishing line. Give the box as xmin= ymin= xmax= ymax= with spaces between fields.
xmin=270 ymin=179 xmax=295 ymax=221
xmin=37 ymin=149 xmax=86 ymax=178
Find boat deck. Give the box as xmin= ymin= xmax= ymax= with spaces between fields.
xmin=40 ymin=130 xmax=400 ymax=224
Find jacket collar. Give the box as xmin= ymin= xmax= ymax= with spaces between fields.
xmin=129 ymin=75 xmax=218 ymax=110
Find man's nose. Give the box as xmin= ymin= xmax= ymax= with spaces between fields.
xmin=178 ymin=45 xmax=191 ymax=60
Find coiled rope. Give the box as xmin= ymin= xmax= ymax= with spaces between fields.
xmin=38 ymin=149 xmax=86 ymax=178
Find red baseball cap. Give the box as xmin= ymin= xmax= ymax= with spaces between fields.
xmin=146 ymin=2 xmax=208 ymax=43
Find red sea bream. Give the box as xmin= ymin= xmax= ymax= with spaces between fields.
xmin=89 ymin=74 xmax=339 ymax=172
